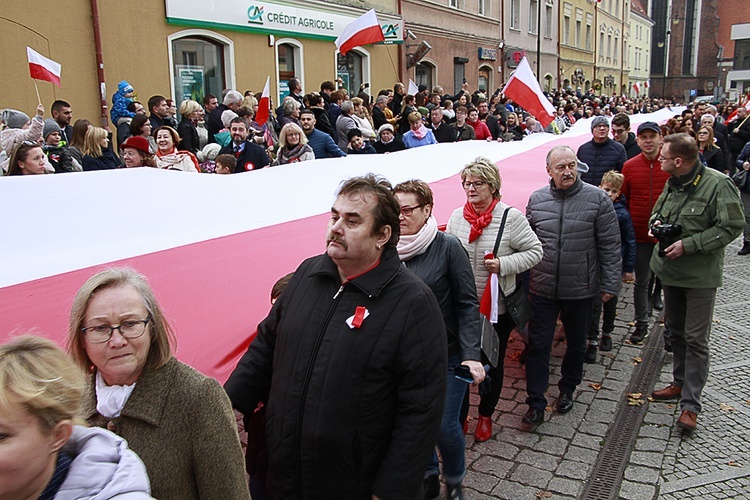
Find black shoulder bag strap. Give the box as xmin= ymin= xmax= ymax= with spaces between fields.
xmin=492 ymin=207 xmax=511 ymax=300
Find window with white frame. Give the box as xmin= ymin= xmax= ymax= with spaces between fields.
xmin=575 ymin=9 xmax=583 ymax=48
xmin=478 ymin=0 xmax=486 ymax=16
xmin=545 ymin=4 xmax=552 ymax=38
xmin=529 ymin=0 xmax=538 ymax=34
xmin=510 ymin=0 xmax=520 ymax=29
xmin=614 ymin=36 xmax=618 ymax=63
xmin=449 ymin=0 xmax=459 ymax=8
xmin=586 ymin=14 xmax=593 ymax=50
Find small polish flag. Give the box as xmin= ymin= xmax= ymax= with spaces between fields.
xmin=255 ymin=76 xmax=271 ymax=126
xmin=725 ymin=92 xmax=750 ymax=125
xmin=335 ymin=9 xmax=385 ymax=56
xmin=27 ymin=47 xmax=61 ymax=87
xmin=501 ymin=56 xmax=555 ymax=128
xmin=644 ymin=80 xmax=650 ymax=88
xmin=633 ymin=82 xmax=640 ymax=94
xmin=408 ymin=79 xmax=419 ymax=95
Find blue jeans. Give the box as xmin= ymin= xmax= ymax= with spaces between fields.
xmin=427 ymin=353 xmax=467 ymax=485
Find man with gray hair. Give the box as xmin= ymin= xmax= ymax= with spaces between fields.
xmin=372 ymin=95 xmax=389 ymax=130
xmin=522 ymin=145 xmax=622 ymax=425
xmin=208 ymin=90 xmax=243 ymax=143
xmin=288 ymin=77 xmax=305 ymax=108
xmin=335 ymin=100 xmax=358 ymax=150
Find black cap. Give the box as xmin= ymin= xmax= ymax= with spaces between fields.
xmin=637 ymin=121 xmax=661 ymax=135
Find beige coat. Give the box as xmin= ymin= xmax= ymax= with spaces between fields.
xmin=446 ymin=201 xmax=543 ymax=314
xmin=83 ymin=357 xmax=250 ymax=500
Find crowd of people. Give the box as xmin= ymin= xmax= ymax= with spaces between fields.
xmin=2 ymin=79 xmax=750 ymax=499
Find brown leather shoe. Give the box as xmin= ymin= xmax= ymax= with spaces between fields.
xmin=651 ymin=384 xmax=682 ymax=400
xmin=676 ymin=410 xmax=697 ymax=431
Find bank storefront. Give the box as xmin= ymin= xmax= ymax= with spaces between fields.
xmin=166 ymin=0 xmax=403 ymax=104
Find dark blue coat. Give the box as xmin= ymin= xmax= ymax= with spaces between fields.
xmin=614 ymin=197 xmax=636 ymax=273
xmin=577 ymin=138 xmax=628 ymax=187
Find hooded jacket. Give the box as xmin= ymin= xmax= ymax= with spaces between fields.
xmin=526 ymin=176 xmax=623 ymax=300
xmin=55 ymin=425 xmax=151 ymax=499
xmin=225 ymin=247 xmax=447 ymax=500
xmin=620 ymin=132 xmax=642 ymax=159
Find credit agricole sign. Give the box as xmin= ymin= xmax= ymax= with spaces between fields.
xmin=166 ymin=0 xmax=403 ymax=43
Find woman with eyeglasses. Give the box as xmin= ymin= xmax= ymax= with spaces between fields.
xmin=446 ymin=157 xmax=542 ymax=443
xmin=697 ymin=126 xmax=726 ymax=173
xmin=272 ymin=122 xmax=314 ymax=166
xmin=5 ymin=141 xmax=49 ymax=175
xmin=129 ymin=115 xmax=157 ymax=154
xmin=66 ymin=267 xmax=251 ymax=499
xmin=393 ymin=179 xmax=483 ymax=499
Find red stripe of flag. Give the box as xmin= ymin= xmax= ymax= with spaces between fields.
xmin=335 ymin=9 xmax=385 ymax=56
xmin=27 ymin=47 xmax=61 ymax=87
xmin=501 ymin=56 xmax=556 ymax=128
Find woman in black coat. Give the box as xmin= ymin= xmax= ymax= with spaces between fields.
xmin=82 ymin=126 xmax=123 ymax=170
xmin=177 ymin=100 xmax=201 ymax=154
xmin=698 ymin=126 xmax=726 ymax=173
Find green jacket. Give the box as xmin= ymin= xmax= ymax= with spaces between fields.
xmin=650 ymin=162 xmax=744 ymax=288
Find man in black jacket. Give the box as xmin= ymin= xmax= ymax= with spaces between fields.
xmin=208 ymin=90 xmax=242 ymax=144
xmin=225 ymin=175 xmax=447 ymax=499
xmin=219 ymin=117 xmax=269 ymax=172
xmin=477 ymin=99 xmax=500 ymax=140
xmin=611 ymin=113 xmax=641 ymax=159
xmin=728 ymin=106 xmax=750 ymax=167
xmin=577 ymin=116 xmax=628 ymax=186
xmin=427 ymin=106 xmax=456 ymax=143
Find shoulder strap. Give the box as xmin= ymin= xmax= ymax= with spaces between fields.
xmin=492 ymin=207 xmax=511 ymax=256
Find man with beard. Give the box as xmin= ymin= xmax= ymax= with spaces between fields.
xmin=300 ymin=109 xmax=345 ymax=159
xmin=476 ymin=99 xmax=500 ymax=140
xmin=218 ymin=117 xmax=269 ymax=172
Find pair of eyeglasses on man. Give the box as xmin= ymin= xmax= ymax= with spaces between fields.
xmin=82 ymin=317 xmax=151 ymax=343
xmin=400 ymin=204 xmax=426 ymax=216
xmin=462 ymin=181 xmax=486 ymax=190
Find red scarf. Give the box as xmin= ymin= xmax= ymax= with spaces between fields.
xmin=463 ymin=198 xmax=499 ymax=243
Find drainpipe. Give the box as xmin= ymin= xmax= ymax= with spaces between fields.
xmin=90 ymin=0 xmax=109 ymax=128
xmin=397 ymin=0 xmax=404 ymax=83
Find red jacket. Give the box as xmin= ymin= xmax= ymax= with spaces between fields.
xmin=621 ymin=152 xmax=671 ymax=243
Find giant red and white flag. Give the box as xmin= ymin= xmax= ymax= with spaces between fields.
xmin=335 ymin=9 xmax=384 ymax=56
xmin=255 ymin=76 xmax=271 ymax=126
xmin=501 ymin=56 xmax=555 ymax=128
xmin=27 ymin=47 xmax=61 ymax=87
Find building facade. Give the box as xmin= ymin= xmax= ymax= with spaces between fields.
xmin=503 ymin=0 xmax=559 ymax=92
xmin=628 ymin=0 xmax=653 ymax=97
xmin=400 ymin=0 xmax=503 ymax=95
xmin=716 ymin=1 xmax=750 ymax=100
xmin=595 ymin=0 xmax=631 ymax=95
xmin=1 ymin=0 xmax=402 ymax=128
xmin=559 ymin=0 xmax=596 ymax=92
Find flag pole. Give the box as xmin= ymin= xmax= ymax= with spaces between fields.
xmin=33 ymin=79 xmax=42 ymax=106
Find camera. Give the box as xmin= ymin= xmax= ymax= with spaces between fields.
xmin=652 ymin=223 xmax=682 ymax=257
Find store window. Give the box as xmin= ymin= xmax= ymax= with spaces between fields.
xmin=338 ymin=51 xmax=363 ymax=97
xmin=478 ymin=66 xmax=492 ymax=93
xmin=415 ymin=61 xmax=435 ymax=92
xmin=170 ymin=35 xmax=228 ymax=105
xmin=276 ymin=40 xmax=303 ymax=103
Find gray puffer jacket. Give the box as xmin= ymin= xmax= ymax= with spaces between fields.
xmin=526 ymin=176 xmax=622 ymax=300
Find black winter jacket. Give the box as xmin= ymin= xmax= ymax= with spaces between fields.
xmin=622 ymin=132 xmax=642 ymax=159
xmin=177 ymin=117 xmax=200 ymax=154
xmin=526 ymin=176 xmax=623 ymax=300
xmin=225 ymin=247 xmax=447 ymax=499
xmin=402 ymin=231 xmax=481 ymax=361
xmin=577 ymin=137 xmax=628 ymax=187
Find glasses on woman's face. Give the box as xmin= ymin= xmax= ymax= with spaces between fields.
xmin=400 ymin=204 xmax=425 ymax=216
xmin=82 ymin=317 xmax=150 ymax=344
xmin=462 ymin=180 xmax=487 ymax=190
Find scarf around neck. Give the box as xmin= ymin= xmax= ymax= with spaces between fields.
xmin=397 ymin=215 xmax=438 ymax=261
xmin=95 ymin=370 xmax=136 ymax=418
xmin=278 ymin=143 xmax=310 ymax=164
xmin=463 ymin=198 xmax=499 ymax=243
xmin=411 ymin=123 xmax=428 ymax=139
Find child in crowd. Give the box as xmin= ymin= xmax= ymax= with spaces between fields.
xmin=197 ymin=143 xmax=221 ymax=173
xmin=346 ymin=128 xmax=376 ymax=155
xmin=587 ymin=170 xmax=636 ymax=361
xmin=215 ymin=153 xmax=236 ymax=174
xmin=110 ymin=80 xmax=136 ymax=126
xmin=43 ymin=119 xmax=76 ymax=172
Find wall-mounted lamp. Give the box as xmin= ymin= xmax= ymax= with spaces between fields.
xmin=406 ymin=29 xmax=417 ymax=41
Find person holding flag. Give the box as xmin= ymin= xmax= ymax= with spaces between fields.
xmin=446 ymin=157 xmax=542 ymax=441
xmin=501 ymin=56 xmax=555 ymax=130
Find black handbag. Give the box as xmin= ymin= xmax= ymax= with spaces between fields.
xmin=733 ymin=168 xmax=748 ymax=189
xmin=493 ymin=208 xmax=533 ymax=331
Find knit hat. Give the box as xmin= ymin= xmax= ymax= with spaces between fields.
xmin=591 ymin=116 xmax=610 ymax=130
xmin=2 ymin=109 xmax=30 ymax=129
xmin=43 ymin=119 xmax=62 ymax=140
xmin=377 ymin=123 xmax=394 ymax=135
xmin=637 ymin=121 xmax=661 ymax=135
xmin=121 ymin=135 xmax=151 ymax=155
xmin=197 ymin=143 xmax=221 ymax=163
xmin=118 ymin=80 xmax=134 ymax=94
xmin=221 ymin=110 xmax=239 ymax=129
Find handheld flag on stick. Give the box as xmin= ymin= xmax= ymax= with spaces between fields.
xmin=501 ymin=56 xmax=555 ymax=128
xmin=335 ymin=9 xmax=385 ymax=56
xmin=255 ymin=76 xmax=271 ymax=126
xmin=27 ymin=47 xmax=61 ymax=87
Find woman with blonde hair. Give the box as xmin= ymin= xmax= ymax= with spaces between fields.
xmin=272 ymin=122 xmax=314 ymax=165
xmin=177 ymin=99 xmax=202 ymax=154
xmin=697 ymin=125 xmax=726 ymax=173
xmin=67 ymin=267 xmax=250 ymax=499
xmin=82 ymin=127 xmax=123 ymax=170
xmin=446 ymin=157 xmax=542 ymax=440
xmin=351 ymin=96 xmax=376 ymax=141
xmin=0 ymin=335 xmax=151 ymax=499
xmin=153 ymin=125 xmax=200 ymax=172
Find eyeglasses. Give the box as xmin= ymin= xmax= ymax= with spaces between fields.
xmin=462 ymin=181 xmax=487 ymax=190
xmin=400 ymin=204 xmax=426 ymax=216
xmin=82 ymin=317 xmax=150 ymax=344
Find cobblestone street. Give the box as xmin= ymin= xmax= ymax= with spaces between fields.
xmin=457 ymin=238 xmax=750 ymax=499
